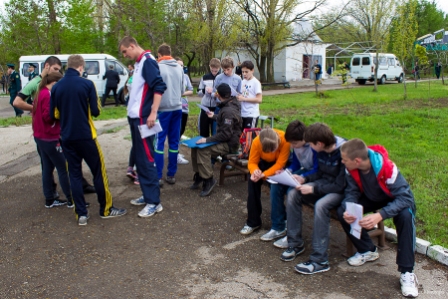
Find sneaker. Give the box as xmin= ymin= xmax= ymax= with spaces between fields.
xmin=166 ymin=176 xmax=176 ymax=185
xmin=347 ymin=247 xmax=379 ymax=266
xmin=400 ymin=272 xmax=419 ymax=298
xmin=130 ymin=196 xmax=146 ymax=206
xmin=190 ymin=172 xmax=203 ymax=190
xmin=100 ymin=207 xmax=127 ymax=219
xmin=280 ymin=245 xmax=305 ymax=262
xmin=45 ymin=199 xmax=68 ymax=208
xmin=158 ymin=179 xmax=164 ymax=188
xmin=260 ymin=229 xmax=286 ymax=241
xmin=134 ymin=174 xmax=140 ymax=185
xmin=138 ymin=204 xmax=163 ymax=218
xmin=67 ymin=200 xmax=74 ymax=208
xmin=274 ymin=236 xmax=288 ymax=249
xmin=126 ymin=167 xmax=136 ymax=179
xmin=177 ymin=155 xmax=189 ymax=165
xmin=200 ymin=177 xmax=217 ymax=197
xmin=295 ymin=260 xmax=330 ymax=275
xmin=78 ymin=215 xmax=90 ymax=226
xmin=240 ymin=224 xmax=260 ymax=235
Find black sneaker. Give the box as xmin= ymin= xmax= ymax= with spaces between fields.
xmin=190 ymin=172 xmax=203 ymax=190
xmin=100 ymin=207 xmax=127 ymax=219
xmin=45 ymin=199 xmax=68 ymax=209
xmin=200 ymin=177 xmax=217 ymax=197
xmin=295 ymin=260 xmax=330 ymax=275
xmin=280 ymin=245 xmax=305 ymax=262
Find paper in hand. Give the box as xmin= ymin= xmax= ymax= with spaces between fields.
xmin=346 ymin=202 xmax=364 ymax=239
xmin=196 ymin=103 xmax=211 ymax=113
xmin=138 ymin=121 xmax=163 ymax=139
xmin=267 ymin=170 xmax=301 ymax=188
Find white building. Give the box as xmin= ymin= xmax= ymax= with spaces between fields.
xmin=218 ymin=21 xmax=331 ymax=82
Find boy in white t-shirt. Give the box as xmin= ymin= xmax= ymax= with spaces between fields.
xmin=237 ymin=60 xmax=262 ymax=129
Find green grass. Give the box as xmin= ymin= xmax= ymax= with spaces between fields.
xmin=0 ymin=115 xmax=32 ymax=127
xmin=185 ymin=80 xmax=448 ymax=247
xmin=93 ymin=105 xmax=127 ymax=120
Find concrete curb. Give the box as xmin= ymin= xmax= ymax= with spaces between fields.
xmin=385 ymin=227 xmax=448 ymax=266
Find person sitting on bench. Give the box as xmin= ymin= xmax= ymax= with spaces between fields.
xmin=338 ymin=138 xmax=418 ymax=298
xmin=281 ymin=123 xmax=346 ymax=276
xmin=190 ymin=83 xmax=242 ymax=197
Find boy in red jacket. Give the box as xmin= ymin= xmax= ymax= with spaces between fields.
xmin=338 ymin=138 xmax=418 ymax=298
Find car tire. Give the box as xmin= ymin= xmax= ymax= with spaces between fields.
xmin=397 ymin=74 xmax=403 ymax=83
xmin=378 ymin=75 xmax=386 ymax=85
xmin=358 ymin=79 xmax=366 ymax=85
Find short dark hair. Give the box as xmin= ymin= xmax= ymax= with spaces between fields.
xmin=341 ymin=139 xmax=369 ymax=160
xmin=44 ymin=56 xmax=62 ymax=67
xmin=285 ymin=120 xmax=306 ymax=142
xmin=158 ymin=43 xmax=171 ymax=56
xmin=119 ymin=36 xmax=139 ymax=50
xmin=303 ymin=123 xmax=335 ymax=147
xmin=241 ymin=60 xmax=254 ymax=70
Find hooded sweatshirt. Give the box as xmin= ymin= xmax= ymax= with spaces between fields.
xmin=158 ymin=58 xmax=184 ymax=112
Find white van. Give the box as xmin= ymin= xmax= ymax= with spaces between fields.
xmin=19 ymin=54 xmax=128 ymax=101
xmin=350 ymin=53 xmax=404 ymax=85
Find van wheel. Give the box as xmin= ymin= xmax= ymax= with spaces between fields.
xmin=358 ymin=79 xmax=366 ymax=85
xmin=378 ymin=75 xmax=386 ymax=85
xmin=118 ymin=88 xmax=125 ymax=105
xmin=398 ymin=74 xmax=403 ymax=83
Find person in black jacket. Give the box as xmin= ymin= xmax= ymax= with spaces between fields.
xmin=102 ymin=64 xmax=120 ymax=106
xmin=190 ymin=83 xmax=242 ymax=197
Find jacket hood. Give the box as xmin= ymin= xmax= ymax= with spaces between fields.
xmin=218 ymin=96 xmax=240 ymax=110
xmin=158 ymin=59 xmax=179 ymax=67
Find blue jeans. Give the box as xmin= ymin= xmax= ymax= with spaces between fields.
xmin=34 ymin=138 xmax=71 ymax=205
xmin=286 ymin=184 xmax=343 ymax=263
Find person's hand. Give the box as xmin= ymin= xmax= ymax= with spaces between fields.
xmin=343 ymin=211 xmax=357 ymax=224
xmin=292 ymin=174 xmax=305 ymax=184
xmin=196 ymin=137 xmax=206 ymax=144
xmin=147 ymin=112 xmax=157 ymax=128
xmin=206 ymin=87 xmax=213 ymax=94
xmin=236 ymin=95 xmax=244 ymax=102
xmin=359 ymin=213 xmax=382 ymax=230
xmin=298 ymin=184 xmax=313 ymax=194
xmin=206 ymin=111 xmax=214 ymax=118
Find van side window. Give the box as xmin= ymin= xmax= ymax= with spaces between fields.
xmin=388 ymin=58 xmax=394 ymax=66
xmin=22 ymin=63 xmax=40 ymax=77
xmin=105 ymin=60 xmax=125 ymax=76
xmin=379 ymin=57 xmax=387 ymax=66
xmin=362 ymin=57 xmax=370 ymax=65
xmin=352 ymin=58 xmax=360 ymax=66
xmin=85 ymin=61 xmax=99 ymax=75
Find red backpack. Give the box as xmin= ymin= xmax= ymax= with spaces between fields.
xmin=238 ymin=128 xmax=261 ymax=159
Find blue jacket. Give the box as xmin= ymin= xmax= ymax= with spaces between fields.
xmin=50 ymin=68 xmax=100 ymax=141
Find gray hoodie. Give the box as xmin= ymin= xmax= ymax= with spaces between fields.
xmin=158 ymin=59 xmax=185 ymax=112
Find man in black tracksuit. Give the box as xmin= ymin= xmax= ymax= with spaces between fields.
xmin=102 ymin=64 xmax=121 ymax=106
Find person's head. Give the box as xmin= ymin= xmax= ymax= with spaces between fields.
xmin=34 ymin=71 xmax=64 ymax=112
xmin=209 ymin=58 xmax=221 ymax=76
xmin=259 ymin=128 xmax=280 ymax=153
xmin=157 ymin=43 xmax=171 ymax=57
xmin=241 ymin=60 xmax=255 ymax=80
xmin=340 ymin=138 xmax=369 ymax=171
xmin=285 ymin=120 xmax=307 ymax=148
xmin=7 ymin=64 xmax=14 ymax=74
xmin=175 ymin=57 xmax=183 ymax=67
xmin=128 ymin=64 xmax=134 ymax=71
xmin=303 ymin=122 xmax=335 ymax=152
xmin=28 ymin=64 xmax=35 ymax=73
xmin=43 ymin=56 xmax=62 ymax=75
xmin=215 ymin=83 xmax=231 ymax=102
xmin=119 ymin=36 xmax=143 ymax=60
xmin=67 ymin=55 xmax=85 ymax=75
xmin=221 ymin=56 xmax=235 ymax=76
xmin=109 ymin=65 xmax=114 ymax=70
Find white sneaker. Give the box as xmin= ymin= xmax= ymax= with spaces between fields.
xmin=240 ymin=224 xmax=260 ymax=235
xmin=138 ymin=204 xmax=163 ymax=218
xmin=347 ymin=247 xmax=379 ymax=266
xmin=260 ymin=229 xmax=286 ymax=241
xmin=273 ymin=236 xmax=288 ymax=249
xmin=400 ymin=272 xmax=419 ymax=297
xmin=177 ymin=155 xmax=189 ymax=165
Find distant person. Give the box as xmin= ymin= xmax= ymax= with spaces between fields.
xmin=32 ymin=71 xmax=73 ymax=208
xmin=413 ymin=61 xmax=420 ymax=81
xmin=338 ymin=138 xmax=418 ymax=298
xmin=435 ymin=61 xmax=442 ymax=80
xmin=313 ymin=60 xmax=322 ymax=81
xmin=26 ymin=63 xmax=38 ymax=105
xmin=128 ymin=64 xmax=134 ymax=76
xmin=7 ymin=63 xmax=23 ymax=117
xmin=235 ymin=61 xmax=243 ymax=79
xmin=327 ymin=64 xmax=333 ymax=77
xmin=197 ymin=58 xmax=221 ymax=137
xmin=50 ymin=54 xmax=127 ymax=225
xmin=102 ymin=64 xmax=121 ymax=106
xmin=237 ymin=60 xmax=262 ymax=129
xmin=119 ymin=36 xmax=167 ymax=218
xmin=175 ymin=57 xmax=194 ymax=165
xmin=155 ymin=43 xmax=185 ymax=186
xmin=341 ymin=62 xmax=350 ymax=84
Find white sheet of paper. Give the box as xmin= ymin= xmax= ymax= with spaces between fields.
xmin=138 ymin=122 xmax=163 ymax=139
xmin=346 ymin=202 xmax=364 ymax=239
xmin=196 ymin=103 xmax=211 ymax=113
xmin=267 ymin=171 xmax=301 ymax=188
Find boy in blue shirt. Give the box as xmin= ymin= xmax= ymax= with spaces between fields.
xmin=213 ymin=56 xmax=242 ymax=99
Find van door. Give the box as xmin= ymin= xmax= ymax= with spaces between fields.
xmin=85 ymin=61 xmax=104 ymax=95
xmin=360 ymin=56 xmax=371 ymax=78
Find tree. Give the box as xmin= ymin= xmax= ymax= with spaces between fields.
xmin=392 ymin=0 xmax=418 ymax=98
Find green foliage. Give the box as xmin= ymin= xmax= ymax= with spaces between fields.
xmin=415 ymin=44 xmax=429 ymax=67
xmin=0 ymin=115 xmax=32 ymax=127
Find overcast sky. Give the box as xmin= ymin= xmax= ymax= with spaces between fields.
xmin=0 ymin=0 xmax=447 ymax=27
